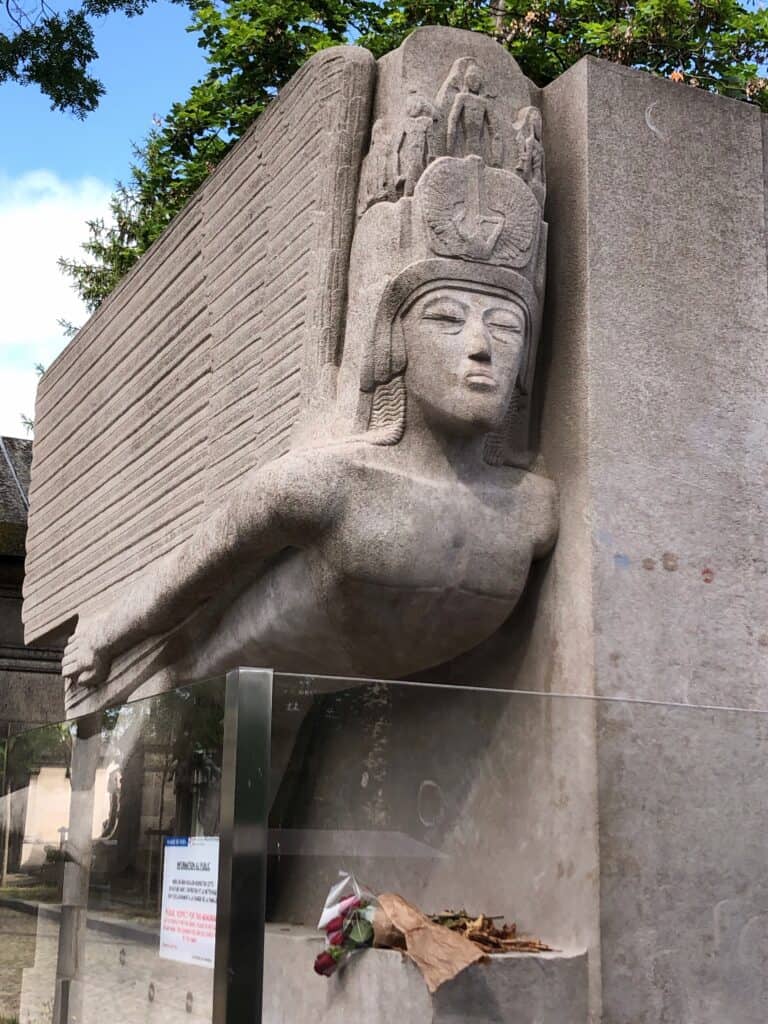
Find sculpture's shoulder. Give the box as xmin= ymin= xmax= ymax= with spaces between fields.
xmin=489 ymin=465 xmax=559 ymax=558
xmin=526 ymin=471 xmax=559 ymax=557
xmin=237 ymin=444 xmax=355 ymax=533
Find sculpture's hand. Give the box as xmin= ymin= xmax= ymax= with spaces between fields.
xmin=62 ymin=614 xmax=112 ymax=688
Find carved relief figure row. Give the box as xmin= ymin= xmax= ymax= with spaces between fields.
xmin=358 ymin=57 xmax=545 ymax=216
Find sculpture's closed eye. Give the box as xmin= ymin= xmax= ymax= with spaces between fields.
xmin=422 ymin=311 xmax=466 ymax=329
xmin=487 ymin=323 xmax=522 ymax=338
xmin=485 ymin=314 xmax=523 ymax=340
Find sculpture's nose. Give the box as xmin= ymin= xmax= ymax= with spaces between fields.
xmin=467 ymin=320 xmax=492 ymax=362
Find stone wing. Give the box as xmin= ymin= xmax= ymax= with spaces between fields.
xmin=23 ymin=46 xmax=375 ymax=648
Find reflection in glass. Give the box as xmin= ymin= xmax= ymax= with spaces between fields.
xmin=0 ymin=681 xmax=224 ymax=1024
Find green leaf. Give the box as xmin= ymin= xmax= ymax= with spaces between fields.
xmin=346 ymin=915 xmax=374 ymax=946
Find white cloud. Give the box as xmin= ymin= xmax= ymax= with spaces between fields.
xmin=0 ymin=170 xmax=112 ymax=436
xmin=0 ymin=366 xmax=37 ymax=439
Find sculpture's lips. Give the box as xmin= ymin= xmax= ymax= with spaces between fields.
xmin=464 ymin=372 xmax=498 ymax=390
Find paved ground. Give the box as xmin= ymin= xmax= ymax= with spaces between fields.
xmin=0 ymin=900 xmax=215 ymax=1024
xmin=0 ymin=906 xmax=37 ymax=1021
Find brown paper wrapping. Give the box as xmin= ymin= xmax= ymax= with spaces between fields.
xmin=373 ymin=893 xmax=487 ymax=993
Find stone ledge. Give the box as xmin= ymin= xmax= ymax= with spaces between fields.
xmin=263 ymin=925 xmax=588 ymax=1023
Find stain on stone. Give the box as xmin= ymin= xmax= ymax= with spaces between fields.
xmin=642 ymin=557 xmax=656 ymax=571
xmin=613 ymin=552 xmax=631 ymax=569
xmin=701 ymin=567 xmax=715 ymax=584
xmin=609 ymin=652 xmax=621 ymax=666
xmin=662 ymin=552 xmax=678 ymax=571
xmin=758 ymin=634 xmax=768 ymax=649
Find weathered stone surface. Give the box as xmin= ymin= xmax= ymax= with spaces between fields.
xmin=439 ymin=57 xmax=768 ymax=1023
xmin=366 ymin=55 xmax=768 ymax=1023
xmin=18 ymin=904 xmax=214 ymax=1024
xmin=575 ymin=62 xmax=768 ymax=1024
xmin=0 ymin=437 xmax=30 ymax=559
xmin=16 ymin=915 xmax=586 ymax=1024
xmin=263 ymin=927 xmax=588 ymax=1024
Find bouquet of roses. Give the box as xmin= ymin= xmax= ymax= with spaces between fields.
xmin=312 ymin=873 xmax=544 ymax=993
xmin=313 ymin=872 xmax=378 ymax=977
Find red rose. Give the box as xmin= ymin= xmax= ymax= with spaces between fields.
xmin=313 ymin=951 xmax=337 ymax=977
xmin=328 ymin=930 xmax=345 ymax=947
xmin=324 ymin=915 xmax=344 ymax=934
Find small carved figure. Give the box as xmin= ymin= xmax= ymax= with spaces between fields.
xmin=514 ymin=106 xmax=545 ymax=208
xmin=444 ymin=61 xmax=502 ymax=166
xmin=357 ymin=119 xmax=396 ymax=216
xmin=396 ymin=93 xmax=436 ymax=196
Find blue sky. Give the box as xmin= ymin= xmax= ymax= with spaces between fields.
xmin=0 ymin=1 xmax=208 ymax=435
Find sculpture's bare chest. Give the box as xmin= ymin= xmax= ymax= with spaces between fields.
xmin=318 ymin=470 xmax=541 ymax=600
xmin=175 ymin=464 xmax=555 ymax=681
xmin=275 ymin=471 xmax=546 ymax=676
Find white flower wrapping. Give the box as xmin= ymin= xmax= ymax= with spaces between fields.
xmin=314 ymin=871 xmax=379 ymax=977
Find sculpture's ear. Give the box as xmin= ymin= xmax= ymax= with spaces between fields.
xmin=389 ymin=317 xmax=408 ymax=380
xmin=368 ymin=313 xmax=407 ymax=390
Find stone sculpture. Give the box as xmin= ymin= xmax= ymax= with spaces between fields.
xmin=53 ymin=29 xmax=557 ymax=701
xmin=443 ymin=59 xmax=503 ymax=165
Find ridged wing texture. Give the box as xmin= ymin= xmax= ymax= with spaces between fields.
xmin=23 ymin=45 xmax=375 ymax=644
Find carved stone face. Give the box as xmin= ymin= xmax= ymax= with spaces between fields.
xmin=464 ymin=65 xmax=483 ymax=94
xmin=400 ymin=285 xmax=527 ymax=436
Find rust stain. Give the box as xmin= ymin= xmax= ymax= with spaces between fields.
xmin=662 ymin=552 xmax=678 ymax=572
xmin=701 ymin=567 xmax=715 ymax=584
xmin=642 ymin=557 xmax=656 ymax=571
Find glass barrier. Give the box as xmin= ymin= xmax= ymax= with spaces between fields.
xmin=263 ymin=672 xmax=768 ymax=1024
xmin=2 ymin=669 xmax=767 ymax=1024
xmin=0 ymin=677 xmax=226 ymax=1024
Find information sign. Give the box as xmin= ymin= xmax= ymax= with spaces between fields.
xmin=160 ymin=836 xmax=219 ymax=967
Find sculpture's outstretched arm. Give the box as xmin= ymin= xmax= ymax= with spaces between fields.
xmin=62 ymin=451 xmax=339 ymax=687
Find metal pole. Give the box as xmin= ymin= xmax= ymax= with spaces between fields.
xmin=1 ymin=723 xmax=11 ymax=887
xmin=53 ymin=714 xmax=101 ymax=1024
xmin=213 ymin=668 xmax=273 ymax=1024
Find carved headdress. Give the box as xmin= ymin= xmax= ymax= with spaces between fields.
xmin=337 ymin=29 xmax=548 ymax=465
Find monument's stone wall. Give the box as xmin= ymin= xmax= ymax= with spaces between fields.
xmin=263 ymin=927 xmax=588 ymax=1024
xmin=576 ymin=63 xmax=768 ymax=1024
xmin=23 ymin=47 xmax=375 ymax=646
xmin=461 ymin=58 xmax=768 ymax=1023
xmin=413 ymin=57 xmax=768 ymax=1022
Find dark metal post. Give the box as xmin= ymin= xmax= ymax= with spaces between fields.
xmin=214 ymin=668 xmax=273 ymax=1024
xmin=1 ymin=723 xmax=11 ymax=887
